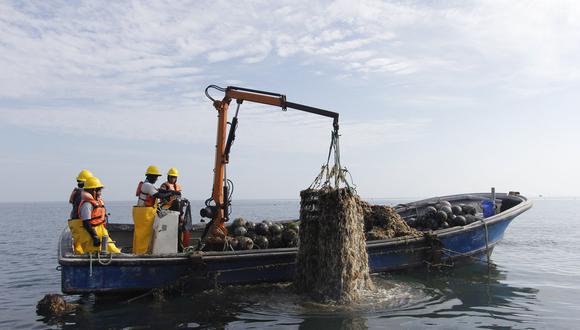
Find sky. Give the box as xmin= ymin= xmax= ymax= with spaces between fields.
xmin=1 ymin=0 xmax=579 ymax=202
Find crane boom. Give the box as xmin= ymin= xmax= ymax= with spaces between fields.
xmin=200 ymin=85 xmax=340 ymax=241
xmin=224 ymin=86 xmax=339 ymax=130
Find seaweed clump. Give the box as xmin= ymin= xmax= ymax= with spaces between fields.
xmin=359 ymin=201 xmax=421 ymax=240
xmin=36 ymin=293 xmax=78 ymax=317
xmin=295 ymin=188 xmax=374 ymax=303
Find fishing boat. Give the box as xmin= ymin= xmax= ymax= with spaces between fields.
xmin=58 ymin=192 xmax=532 ymax=294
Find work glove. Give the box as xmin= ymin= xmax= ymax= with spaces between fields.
xmin=92 ymin=237 xmax=101 ymax=247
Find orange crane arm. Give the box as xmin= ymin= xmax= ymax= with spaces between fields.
xmin=200 ymin=85 xmax=339 ymax=240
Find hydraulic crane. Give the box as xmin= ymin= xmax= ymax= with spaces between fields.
xmin=199 ymin=85 xmax=341 ymax=241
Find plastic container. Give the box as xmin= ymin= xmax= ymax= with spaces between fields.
xmin=481 ymin=200 xmax=495 ymax=218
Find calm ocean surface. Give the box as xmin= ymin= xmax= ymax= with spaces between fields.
xmin=1 ymin=198 xmax=579 ymax=329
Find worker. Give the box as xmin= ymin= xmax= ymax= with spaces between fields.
xmin=68 ymin=169 xmax=92 ymax=219
xmin=159 ymin=167 xmax=182 ymax=210
xmin=136 ymin=165 xmax=178 ymax=207
xmin=159 ymin=167 xmax=191 ymax=251
xmin=68 ymin=169 xmax=93 ymax=254
xmin=132 ymin=165 xmax=178 ymax=254
xmin=76 ymin=176 xmax=120 ymax=254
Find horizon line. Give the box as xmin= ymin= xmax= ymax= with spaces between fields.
xmin=1 ymin=195 xmax=578 ymax=204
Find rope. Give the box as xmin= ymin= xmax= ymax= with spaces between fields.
xmin=481 ymin=219 xmax=491 ymax=265
xmin=222 ymin=238 xmax=235 ymax=252
xmin=308 ymin=165 xmax=327 ymax=189
xmin=183 ymin=245 xmax=197 ymax=254
xmin=423 ymin=228 xmax=495 ymax=270
xmin=214 ymin=261 xmax=296 ymax=275
xmin=97 ymin=250 xmax=113 ymax=266
xmin=89 ymin=253 xmax=93 ymax=277
xmin=440 ymin=247 xmax=493 ymax=265
xmin=424 ymin=246 xmax=495 ymax=270
xmin=308 ymin=130 xmax=355 ymax=191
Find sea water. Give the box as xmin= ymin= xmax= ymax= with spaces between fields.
xmin=1 ymin=198 xmax=579 ymax=329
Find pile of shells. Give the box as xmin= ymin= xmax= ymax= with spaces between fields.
xmin=359 ymin=201 xmax=422 ymax=240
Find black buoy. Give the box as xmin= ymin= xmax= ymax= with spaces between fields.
xmin=465 ymin=215 xmax=479 ymax=224
xmin=436 ymin=210 xmax=448 ymax=223
xmin=418 ymin=216 xmax=431 ymax=228
xmin=262 ymin=220 xmax=273 ymax=227
xmin=424 ymin=206 xmax=437 ymax=217
xmin=429 ymin=217 xmax=440 ymax=230
xmin=454 ymin=215 xmax=467 ymax=226
xmin=237 ymin=236 xmax=254 ymax=250
xmin=247 ymin=231 xmax=257 ymax=241
xmin=270 ymin=234 xmax=283 ymax=248
xmin=287 ymin=221 xmax=299 ymax=232
xmin=245 ymin=221 xmax=256 ymax=231
xmin=254 ymin=235 xmax=269 ymax=249
xmin=282 ymin=228 xmax=298 ymax=244
xmin=255 ymin=223 xmax=269 ymax=236
xmin=436 ymin=201 xmax=452 ymax=209
xmin=451 ymin=205 xmax=463 ymax=215
xmin=461 ymin=204 xmax=477 ymax=216
xmin=270 ymin=223 xmax=283 ymax=236
xmin=233 ymin=217 xmax=246 ymax=227
xmin=439 ymin=206 xmax=453 ymax=217
xmin=234 ymin=226 xmax=247 ymax=237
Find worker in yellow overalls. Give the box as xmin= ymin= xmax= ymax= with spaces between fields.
xmin=133 ymin=166 xmax=182 ymax=254
xmin=67 ymin=169 xmax=92 ymax=254
xmin=70 ymin=177 xmax=120 ymax=254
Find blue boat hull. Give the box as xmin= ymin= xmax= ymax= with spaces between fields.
xmin=59 ymin=193 xmax=532 ymax=294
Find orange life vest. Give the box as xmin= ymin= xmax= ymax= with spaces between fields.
xmin=160 ymin=181 xmax=182 ymax=208
xmin=161 ymin=182 xmax=182 ymax=192
xmin=79 ymin=195 xmax=106 ymax=226
xmin=136 ymin=181 xmax=156 ymax=207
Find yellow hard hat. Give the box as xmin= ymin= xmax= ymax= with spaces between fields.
xmin=76 ymin=169 xmax=93 ymax=182
xmin=84 ymin=176 xmax=104 ymax=190
xmin=167 ymin=167 xmax=179 ymax=177
xmin=145 ymin=165 xmax=162 ymax=176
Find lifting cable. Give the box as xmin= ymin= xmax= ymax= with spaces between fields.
xmin=309 ymin=129 xmax=356 ymax=191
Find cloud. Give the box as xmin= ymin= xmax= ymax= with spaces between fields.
xmin=2 ymin=0 xmax=580 ymax=141
xmin=3 ymin=1 xmax=579 ymax=99
xmin=0 ymin=104 xmax=216 ymax=144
